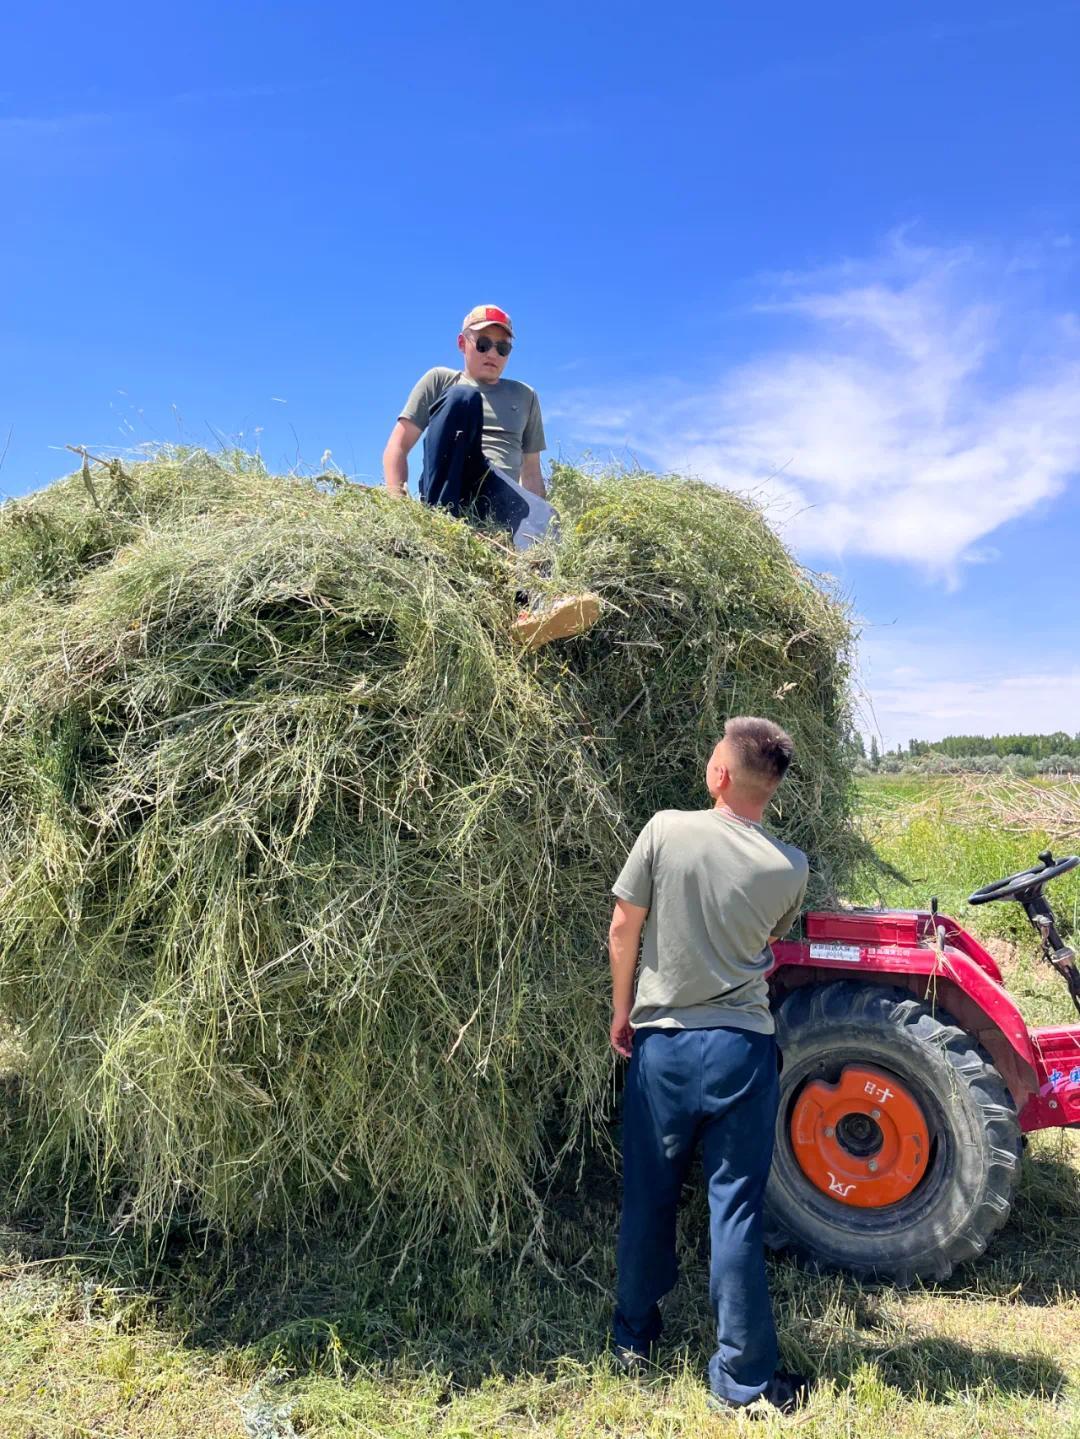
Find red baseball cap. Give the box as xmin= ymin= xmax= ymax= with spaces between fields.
xmin=461 ymin=304 xmax=514 ymax=337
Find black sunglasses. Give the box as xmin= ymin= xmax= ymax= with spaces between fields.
xmin=473 ymin=335 xmax=512 ymax=357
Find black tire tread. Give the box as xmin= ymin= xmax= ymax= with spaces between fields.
xmin=767 ymin=981 xmax=1021 ymax=1285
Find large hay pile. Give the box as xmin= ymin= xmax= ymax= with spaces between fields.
xmin=0 ymin=451 xmax=855 ymax=1252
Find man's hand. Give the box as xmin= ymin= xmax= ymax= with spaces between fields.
xmin=610 ymin=1008 xmax=634 ymax=1059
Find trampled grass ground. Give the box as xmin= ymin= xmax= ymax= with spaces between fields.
xmin=2 ymin=775 xmax=1078 ymax=1437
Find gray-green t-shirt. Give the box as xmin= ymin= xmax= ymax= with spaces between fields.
xmin=613 ymin=808 xmax=808 ymax=1034
xmin=399 ymin=367 xmax=546 ymax=482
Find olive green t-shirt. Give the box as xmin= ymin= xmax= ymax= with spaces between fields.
xmin=612 ymin=808 xmax=808 ymax=1034
xmin=399 ymin=367 xmax=546 ymax=482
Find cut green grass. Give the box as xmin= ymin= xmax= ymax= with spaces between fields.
xmin=2 ymin=1125 xmax=1077 ymax=1437
xmin=1 ymin=776 xmax=1078 ymax=1434
xmin=0 ymin=451 xmax=857 ymax=1262
xmin=2 ymin=481 xmax=1077 ymax=1435
xmin=0 ymin=1269 xmax=251 ymax=1437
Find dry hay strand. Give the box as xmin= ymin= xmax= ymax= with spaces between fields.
xmin=933 ymin=775 xmax=1080 ymax=846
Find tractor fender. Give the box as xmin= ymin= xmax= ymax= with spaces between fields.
xmin=770 ymin=931 xmax=1041 ymax=1119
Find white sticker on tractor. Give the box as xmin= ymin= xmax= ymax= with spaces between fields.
xmin=809 ymin=943 xmax=862 ymax=963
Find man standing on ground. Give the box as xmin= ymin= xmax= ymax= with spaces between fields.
xmin=382 ymin=303 xmax=598 ymax=648
xmin=608 ymin=716 xmax=809 ymax=1415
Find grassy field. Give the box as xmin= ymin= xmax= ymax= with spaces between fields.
xmin=851 ymin=774 xmax=1080 ymax=1024
xmin=1 ymin=775 xmax=1078 ymax=1437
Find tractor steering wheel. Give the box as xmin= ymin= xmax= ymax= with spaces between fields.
xmin=968 ymin=852 xmax=1080 ymax=905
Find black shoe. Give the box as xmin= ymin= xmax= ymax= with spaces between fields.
xmin=707 ymin=1370 xmax=810 ymax=1417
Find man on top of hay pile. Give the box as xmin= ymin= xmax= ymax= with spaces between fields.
xmin=382 ymin=303 xmax=599 ymax=651
xmin=608 ymin=716 xmax=810 ymax=1416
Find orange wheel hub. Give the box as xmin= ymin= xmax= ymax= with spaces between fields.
xmin=789 ymin=1065 xmax=930 ymax=1208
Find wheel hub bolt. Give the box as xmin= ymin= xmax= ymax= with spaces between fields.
xmin=824 ymin=1126 xmax=835 ymax=1137
xmin=868 ymin=1159 xmax=879 ymax=1172
xmin=871 ymin=1109 xmax=881 ymax=1119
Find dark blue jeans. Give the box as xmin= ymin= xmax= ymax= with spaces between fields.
xmin=614 ymin=1025 xmax=780 ymax=1406
xmin=418 ymin=387 xmax=557 ymax=550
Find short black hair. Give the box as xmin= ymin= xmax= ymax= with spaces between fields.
xmin=723 ymin=715 xmax=795 ymax=788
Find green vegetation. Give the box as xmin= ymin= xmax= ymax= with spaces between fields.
xmin=1 ymin=1096 xmax=1076 ymax=1436
xmin=909 ymin=732 xmax=1080 ymax=761
xmin=1 ymin=458 xmax=1077 ymax=1435
xmin=0 ymin=451 xmax=855 ymax=1260
xmin=2 ymin=721 xmax=1078 ymax=1438
xmin=854 ymin=774 xmax=1080 ymax=1025
xmin=856 ymin=731 xmax=1080 ymax=777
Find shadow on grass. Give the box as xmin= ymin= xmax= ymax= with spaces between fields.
xmin=866 ymin=1337 xmax=1066 ymax=1402
xmin=1 ymin=1137 xmax=1075 ymax=1409
xmin=938 ymin=1143 xmax=1080 ymax=1306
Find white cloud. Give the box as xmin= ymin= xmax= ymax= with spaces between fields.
xmin=858 ymin=629 xmax=1080 ymax=750
xmin=551 ymin=238 xmax=1080 ymax=581
xmin=0 ymin=84 xmax=311 ymax=140
xmin=0 ymin=110 xmax=111 ymax=137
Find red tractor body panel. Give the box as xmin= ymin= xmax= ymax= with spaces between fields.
xmin=771 ymin=909 xmax=1080 ymax=1132
xmin=1025 ymin=1026 xmax=1080 ymax=1129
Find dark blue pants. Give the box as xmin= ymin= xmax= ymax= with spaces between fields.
xmin=614 ymin=1026 xmax=780 ymax=1405
xmin=418 ymin=387 xmax=557 ymax=550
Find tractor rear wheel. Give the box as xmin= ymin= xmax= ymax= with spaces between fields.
xmin=764 ymin=982 xmax=1021 ymax=1285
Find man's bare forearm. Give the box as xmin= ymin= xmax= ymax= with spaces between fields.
xmin=383 ymin=447 xmax=408 ymax=496
xmin=519 ymin=454 xmax=546 ymax=499
xmin=609 ymin=931 xmax=637 ymax=1015
xmin=608 ymin=900 xmax=646 ymax=1058
xmin=609 ymin=901 xmax=647 ymax=1014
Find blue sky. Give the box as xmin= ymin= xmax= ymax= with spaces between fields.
xmin=3 ymin=1 xmax=1079 ymax=748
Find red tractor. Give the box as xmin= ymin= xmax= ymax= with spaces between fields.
xmin=764 ymin=851 xmax=1080 ymax=1284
